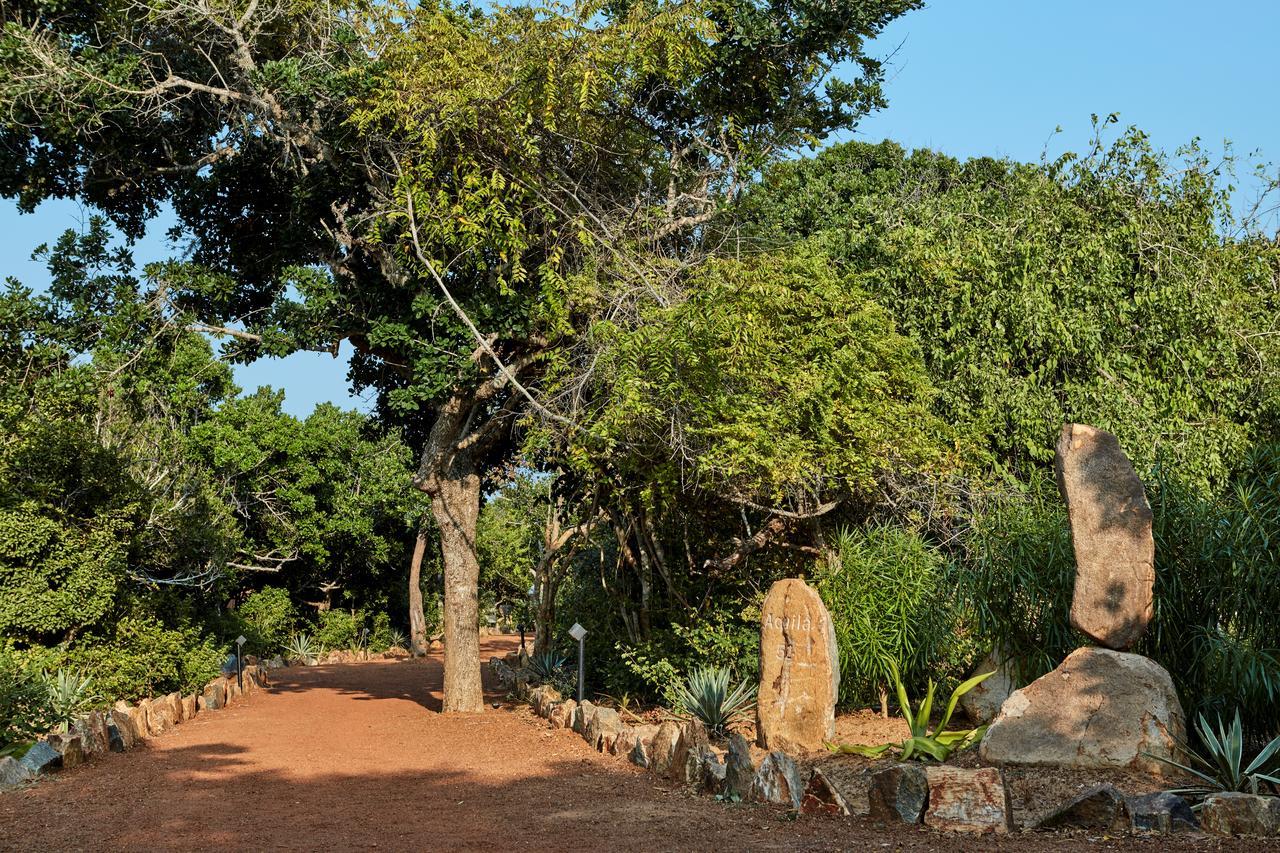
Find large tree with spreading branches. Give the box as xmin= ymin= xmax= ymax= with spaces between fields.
xmin=0 ymin=0 xmax=920 ymax=710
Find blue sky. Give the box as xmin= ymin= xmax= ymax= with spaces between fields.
xmin=3 ymin=0 xmax=1276 ymax=416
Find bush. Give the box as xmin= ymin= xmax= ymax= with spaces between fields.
xmin=62 ymin=615 xmax=224 ymax=699
xmin=236 ymin=587 xmax=296 ymax=656
xmin=816 ymin=525 xmax=968 ymax=709
xmin=314 ymin=609 xmax=363 ymax=651
xmin=0 ymin=644 xmax=53 ymax=746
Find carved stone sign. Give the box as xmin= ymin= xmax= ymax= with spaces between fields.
xmin=756 ymin=578 xmax=839 ymax=753
xmin=1055 ymin=423 xmax=1155 ymax=650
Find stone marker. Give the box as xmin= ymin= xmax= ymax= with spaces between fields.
xmin=980 ymin=647 xmax=1185 ymax=774
xmin=1055 ymin=423 xmax=1155 ymax=650
xmin=923 ymin=766 xmax=1012 ymax=834
xmin=1200 ymin=793 xmax=1280 ymax=837
xmin=868 ymin=764 xmax=929 ymax=824
xmin=756 ymin=578 xmax=839 ymax=753
xmin=1034 ymin=783 xmax=1130 ymax=832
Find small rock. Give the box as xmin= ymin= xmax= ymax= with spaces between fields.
xmin=959 ymin=650 xmax=1017 ymax=724
xmin=1126 ymin=791 xmax=1198 ymax=835
xmin=800 ymin=767 xmax=851 ymax=816
xmin=107 ymin=723 xmax=127 ymax=752
xmin=752 ymin=751 xmax=804 ymax=810
xmin=549 ymin=698 xmax=576 ymax=729
xmin=924 ymin=766 xmax=1012 ymax=834
xmin=647 ymin=721 xmax=682 ymax=775
xmin=200 ymin=679 xmax=226 ymax=711
xmin=725 ymin=732 xmax=756 ymax=801
xmin=1035 ymin=784 xmax=1130 ymax=832
xmin=698 ymin=747 xmax=728 ymax=795
xmin=0 ymin=756 xmax=34 ymax=788
xmin=610 ymin=725 xmax=638 ymax=757
xmin=73 ymin=711 xmax=111 ymax=756
xmin=586 ymin=706 xmax=625 ymax=752
xmin=45 ymin=732 xmax=86 ymax=769
xmin=19 ymin=741 xmax=62 ymax=774
xmin=868 ymin=763 xmax=929 ymax=824
xmin=1200 ymin=792 xmax=1280 ymax=837
xmin=571 ymin=700 xmax=596 ymax=735
xmin=670 ymin=720 xmax=709 ymax=785
xmin=182 ymin=694 xmax=198 ymax=720
xmin=630 ymin=735 xmax=650 ymax=768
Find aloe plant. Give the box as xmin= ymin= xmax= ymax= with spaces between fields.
xmin=526 ymin=651 xmax=566 ymax=682
xmin=285 ymin=632 xmax=319 ymax=665
xmin=42 ymin=669 xmax=96 ymax=732
xmin=1150 ymin=710 xmax=1280 ymax=803
xmin=671 ymin=666 xmax=756 ymax=737
xmin=828 ymin=663 xmax=992 ymax=761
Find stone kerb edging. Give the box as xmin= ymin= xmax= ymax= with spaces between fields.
xmin=0 ymin=659 xmax=281 ymax=790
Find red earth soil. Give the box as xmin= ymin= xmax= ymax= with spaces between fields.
xmin=0 ymin=637 xmax=1270 ymax=852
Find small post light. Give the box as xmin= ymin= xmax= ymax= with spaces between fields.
xmin=568 ymin=622 xmax=588 ymax=703
xmin=235 ymin=635 xmax=247 ymax=689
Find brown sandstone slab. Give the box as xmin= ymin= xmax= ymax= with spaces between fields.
xmin=1055 ymin=423 xmax=1155 ymax=650
xmin=924 ymin=766 xmax=1012 ymax=834
xmin=756 ymin=578 xmax=838 ymax=753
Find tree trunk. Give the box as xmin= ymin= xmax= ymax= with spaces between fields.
xmin=408 ymin=525 xmax=430 ymax=657
xmin=430 ymin=468 xmax=484 ymax=713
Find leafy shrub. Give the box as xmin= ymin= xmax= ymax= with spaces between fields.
xmin=0 ymin=644 xmax=53 ymax=746
xmin=671 ymin=666 xmax=756 ymax=738
xmin=314 ymin=609 xmax=362 ymax=651
xmin=236 ymin=587 xmax=296 ymax=656
xmin=62 ymin=615 xmax=224 ymax=699
xmin=368 ymin=612 xmax=396 ymax=652
xmin=1154 ymin=710 xmax=1280 ymax=802
xmin=817 ymin=525 xmax=965 ymax=709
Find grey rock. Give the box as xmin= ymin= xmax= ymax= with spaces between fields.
xmin=571 ymin=700 xmax=596 ymax=735
xmin=725 ymin=733 xmax=756 ymax=800
xmin=585 ymin=706 xmax=624 ymax=752
xmin=73 ymin=711 xmax=111 ymax=756
xmin=752 ymin=751 xmax=804 ymax=810
xmin=1127 ymin=791 xmax=1198 ymax=834
xmin=0 ymin=756 xmax=34 ymax=788
xmin=698 ymin=747 xmax=727 ymax=795
xmin=1200 ymin=792 xmax=1280 ymax=837
xmin=19 ymin=741 xmax=62 ymax=774
xmin=670 ymin=720 xmax=709 ymax=785
xmin=868 ymin=763 xmax=929 ymax=824
xmin=45 ymin=732 xmax=86 ymax=769
xmin=200 ymin=678 xmax=226 ymax=712
xmin=1034 ymin=784 xmax=1130 ymax=832
xmin=959 ymin=649 xmax=1018 ymax=724
xmin=107 ymin=722 xmax=127 ymax=752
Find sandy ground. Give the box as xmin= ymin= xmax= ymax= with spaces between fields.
xmin=0 ymin=637 xmax=1271 ymax=852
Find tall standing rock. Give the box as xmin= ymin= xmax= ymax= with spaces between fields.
xmin=756 ymin=579 xmax=839 ymax=753
xmin=1056 ymin=424 xmax=1155 ymax=650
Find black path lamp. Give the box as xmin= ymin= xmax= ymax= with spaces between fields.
xmin=568 ymin=622 xmax=587 ymax=703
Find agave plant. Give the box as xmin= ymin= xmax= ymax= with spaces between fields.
xmin=285 ymin=632 xmax=319 ymax=665
xmin=828 ymin=663 xmax=993 ymax=761
xmin=1150 ymin=710 xmax=1280 ymax=802
xmin=526 ymin=651 xmax=566 ymax=682
xmin=42 ymin=669 xmax=96 ymax=732
xmin=671 ymin=666 xmax=757 ymax=737
xmin=387 ymin=629 xmax=409 ymax=650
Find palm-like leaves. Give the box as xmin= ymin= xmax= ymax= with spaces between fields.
xmin=828 ymin=663 xmax=992 ymax=761
xmin=1152 ymin=710 xmax=1280 ymax=801
xmin=671 ymin=666 xmax=757 ymax=737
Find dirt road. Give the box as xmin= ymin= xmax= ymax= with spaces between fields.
xmin=0 ymin=637 xmax=1263 ymax=852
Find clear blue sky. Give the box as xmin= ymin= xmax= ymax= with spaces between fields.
xmin=3 ymin=0 xmax=1276 ymax=417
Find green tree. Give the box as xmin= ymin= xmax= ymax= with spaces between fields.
xmin=1 ymin=0 xmax=923 ymax=709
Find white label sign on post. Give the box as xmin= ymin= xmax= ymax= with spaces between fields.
xmin=568 ymin=623 xmax=587 ymax=641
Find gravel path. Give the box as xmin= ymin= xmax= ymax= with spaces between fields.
xmin=0 ymin=637 xmax=1267 ymax=851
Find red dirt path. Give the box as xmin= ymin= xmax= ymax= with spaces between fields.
xmin=0 ymin=637 xmax=1268 ymax=852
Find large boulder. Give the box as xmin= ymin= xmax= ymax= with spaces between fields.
xmin=756 ymin=578 xmax=839 ymax=753
xmin=19 ymin=740 xmax=63 ymax=774
xmin=923 ymin=767 xmax=1012 ymax=834
xmin=979 ymin=647 xmax=1185 ymax=774
xmin=1055 ymin=423 xmax=1155 ymax=650
xmin=1200 ymin=793 xmax=1280 ymax=837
